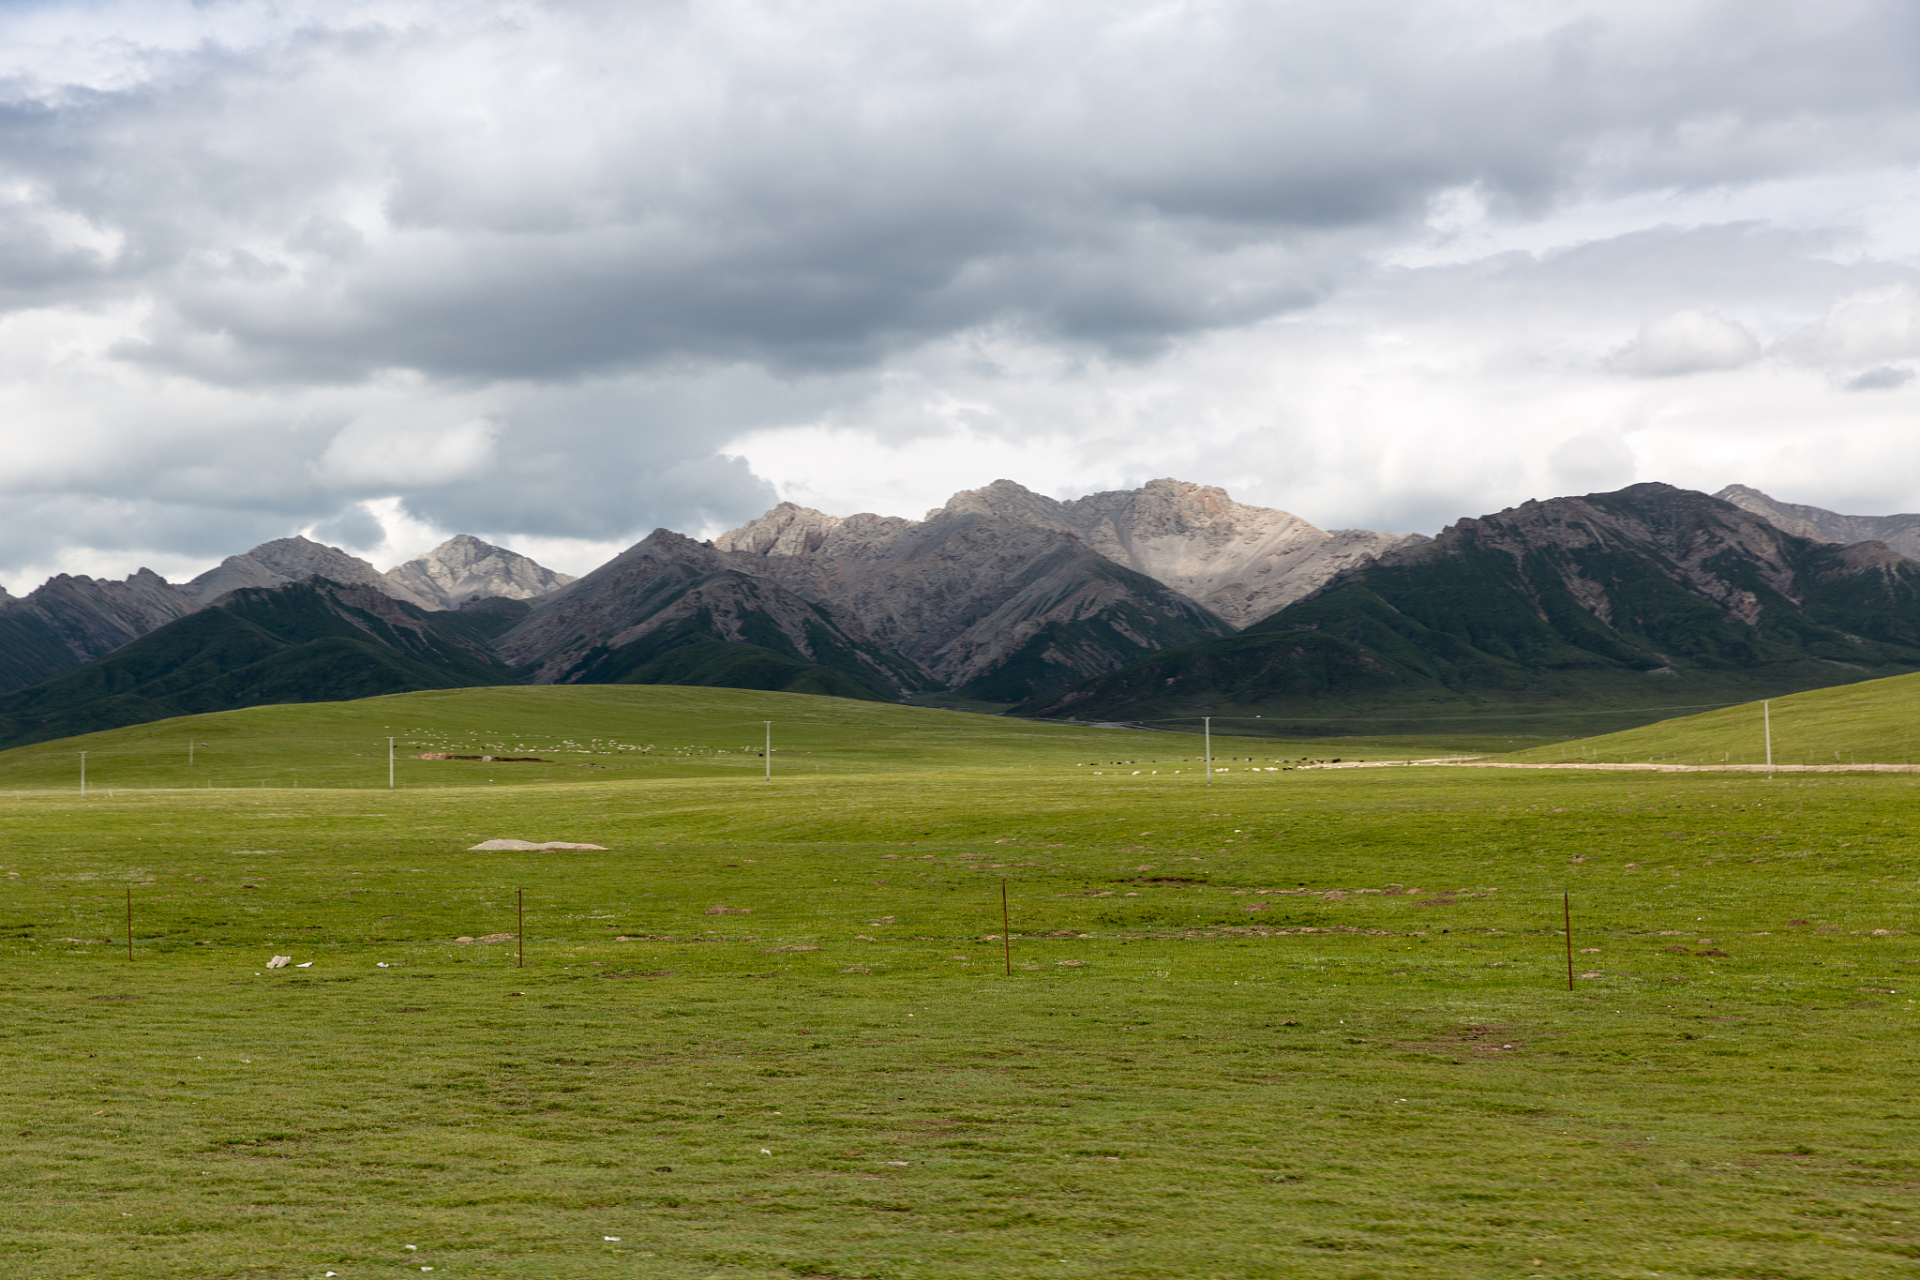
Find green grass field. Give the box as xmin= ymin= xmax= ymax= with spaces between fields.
xmin=1506 ymin=671 xmax=1920 ymax=769
xmin=1 ymin=686 xmax=1917 ymax=1278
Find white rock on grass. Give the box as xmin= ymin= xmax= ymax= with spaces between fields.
xmin=467 ymin=839 xmax=608 ymax=851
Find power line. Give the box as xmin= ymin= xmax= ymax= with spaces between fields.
xmin=1112 ymin=701 xmax=1752 ymax=727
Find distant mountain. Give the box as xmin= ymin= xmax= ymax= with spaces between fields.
xmin=494 ymin=478 xmax=1412 ymax=705
xmin=187 ymin=536 xmax=438 ymax=609
xmin=1716 ymin=485 xmax=1920 ymax=561
xmin=0 ymin=479 xmax=1417 ymax=721
xmin=1029 ymin=483 xmax=1920 ymax=726
xmin=0 ymin=533 xmax=572 ymax=697
xmin=1041 ymin=478 xmax=1423 ymax=627
xmin=384 ymin=534 xmax=575 ymax=608
xmin=709 ymin=481 xmax=1238 ymax=701
xmin=0 ymin=568 xmax=198 ymax=694
xmin=0 ymin=578 xmax=517 ymax=750
xmin=494 ymin=530 xmax=933 ymax=700
xmin=717 ymin=478 xmax=1418 ymax=628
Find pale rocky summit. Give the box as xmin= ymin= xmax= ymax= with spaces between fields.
xmin=384 ymin=534 xmax=575 ymax=609
xmin=717 ymin=478 xmax=1422 ymax=631
xmin=1715 ymin=484 xmax=1920 ymax=561
xmin=709 ymin=481 xmax=1234 ymax=698
xmin=1051 ymin=479 xmax=1425 ymax=628
xmin=188 ymin=536 xmax=438 ymax=609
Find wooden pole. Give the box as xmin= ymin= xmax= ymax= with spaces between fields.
xmin=1203 ymin=718 xmax=1212 ymax=786
xmin=764 ymin=722 xmax=771 ymax=782
xmin=1563 ymin=891 xmax=1573 ymax=991
xmin=125 ymin=886 xmax=132 ymax=963
xmin=517 ymin=888 xmax=525 ymax=968
xmin=1001 ymin=880 xmax=1011 ymax=975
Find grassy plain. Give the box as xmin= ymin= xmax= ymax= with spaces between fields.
xmin=1507 ymin=671 xmax=1920 ymax=769
xmin=0 ymin=687 xmax=1916 ymax=1279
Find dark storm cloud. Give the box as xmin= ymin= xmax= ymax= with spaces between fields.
xmin=8 ymin=1 xmax=1920 ymax=384
xmin=8 ymin=0 xmax=1920 ymax=583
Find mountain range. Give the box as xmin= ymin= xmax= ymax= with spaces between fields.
xmin=3 ymin=478 xmax=1919 ymax=747
xmin=1029 ymin=483 xmax=1920 ymax=728
xmin=0 ymin=534 xmax=569 ymax=695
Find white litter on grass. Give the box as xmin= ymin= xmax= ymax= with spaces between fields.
xmin=295 ymin=961 xmax=312 ymax=968
xmin=467 ymin=839 xmax=608 ymax=851
xmin=604 ymin=1236 xmax=621 ymax=1241
xmin=760 ymin=1148 xmax=772 ymax=1155
xmin=377 ymin=962 xmax=390 ymax=967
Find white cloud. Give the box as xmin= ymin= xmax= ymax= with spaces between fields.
xmin=316 ymin=413 xmax=499 ymax=488
xmin=9 ymin=1 xmax=1920 ymax=587
xmin=1613 ymin=310 xmax=1761 ymax=377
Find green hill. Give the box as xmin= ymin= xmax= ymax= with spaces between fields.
xmin=0 ymin=682 xmax=1403 ymax=794
xmin=1504 ymin=669 xmax=1920 ymax=766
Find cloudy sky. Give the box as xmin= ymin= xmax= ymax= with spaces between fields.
xmin=4 ymin=0 xmax=1920 ymax=590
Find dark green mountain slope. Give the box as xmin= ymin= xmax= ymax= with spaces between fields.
xmin=1024 ymin=484 xmax=1920 ymax=731
xmin=497 ymin=531 xmax=936 ymax=698
xmin=0 ymin=578 xmax=514 ymax=749
xmin=535 ymin=566 xmax=922 ymax=701
xmin=0 ymin=569 xmax=195 ymax=693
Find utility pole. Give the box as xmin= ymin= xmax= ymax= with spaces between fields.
xmin=1764 ymin=700 xmax=1773 ymax=781
xmin=764 ymin=722 xmax=772 ymax=781
xmin=80 ymin=751 xmax=86 ymax=798
xmin=1203 ymin=717 xmax=1212 ymax=786
xmin=388 ymin=736 xmax=395 ymax=791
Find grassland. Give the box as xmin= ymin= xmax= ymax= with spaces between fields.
xmin=0 ymin=686 xmax=1916 ymax=1278
xmin=1506 ymin=670 xmax=1920 ymax=768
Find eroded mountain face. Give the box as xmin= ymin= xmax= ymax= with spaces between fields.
xmin=0 ymin=568 xmax=199 ymax=693
xmin=1716 ymin=484 xmax=1920 ymax=562
xmin=1030 ymin=482 xmax=1920 ymax=722
xmin=384 ymin=534 xmax=576 ymax=609
xmin=692 ymin=478 xmax=1418 ymax=697
xmin=1050 ymin=479 xmax=1425 ymax=628
xmin=694 ymin=481 xmax=1259 ymax=699
xmin=491 ymin=530 xmax=928 ymax=698
xmin=715 ymin=478 xmax=1423 ymax=631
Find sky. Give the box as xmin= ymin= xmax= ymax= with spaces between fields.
xmin=4 ymin=0 xmax=1920 ymax=590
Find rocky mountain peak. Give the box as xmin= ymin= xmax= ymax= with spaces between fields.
xmin=187 ymin=536 xmax=436 ymax=609
xmin=1053 ymin=478 xmax=1423 ymax=628
xmin=383 ymin=535 xmax=574 ymax=609
xmin=935 ymin=479 xmax=1069 ymax=526
xmin=711 ymin=502 xmax=844 ymax=557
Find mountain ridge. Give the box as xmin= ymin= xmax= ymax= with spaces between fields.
xmin=0 ymin=577 xmax=519 ymax=750
xmin=0 ymin=533 xmax=572 ymax=696
xmin=1715 ymin=484 xmax=1920 ymax=561
xmin=1026 ymin=482 xmax=1920 ymax=727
